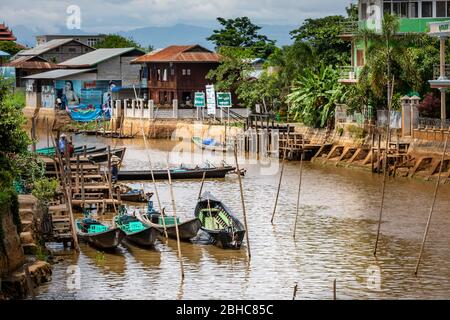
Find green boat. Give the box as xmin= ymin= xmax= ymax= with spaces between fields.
xmin=114 ymin=206 xmax=161 ymax=247
xmin=75 ymin=217 xmax=125 ymax=250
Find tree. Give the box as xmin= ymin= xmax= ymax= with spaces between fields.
xmin=0 ymin=41 xmax=23 ymax=55
xmin=286 ymin=64 xmax=347 ymax=128
xmin=95 ymin=34 xmax=145 ymax=51
xmin=0 ymin=75 xmax=31 ymax=190
xmin=206 ymin=46 xmax=255 ymax=93
xmin=207 ymin=17 xmax=276 ymax=59
xmin=289 ymin=15 xmax=350 ymax=66
xmin=358 ymin=14 xmax=422 ymax=109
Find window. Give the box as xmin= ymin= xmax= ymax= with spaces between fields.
xmin=361 ymin=3 xmax=367 ymax=20
xmin=182 ymin=69 xmax=186 ymax=75
xmin=393 ymin=1 xmax=408 ymax=17
xmin=437 ymin=1 xmax=447 ymax=17
xmin=422 ymin=1 xmax=433 ymax=17
xmin=383 ymin=1 xmax=391 ymax=14
xmin=187 ymin=69 xmax=191 ymax=76
xmin=410 ymin=2 xmax=419 ymax=17
xmin=157 ymin=69 xmax=161 ymax=81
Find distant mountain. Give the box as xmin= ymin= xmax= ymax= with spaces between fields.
xmin=13 ymin=23 xmax=296 ymax=49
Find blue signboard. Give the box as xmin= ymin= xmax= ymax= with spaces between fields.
xmin=0 ymin=67 xmax=16 ymax=80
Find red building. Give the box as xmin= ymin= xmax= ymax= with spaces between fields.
xmin=132 ymin=45 xmax=220 ymax=106
xmin=0 ymin=23 xmax=16 ymax=41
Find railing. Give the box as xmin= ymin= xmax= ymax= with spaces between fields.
xmin=432 ymin=64 xmax=450 ymax=80
xmin=418 ymin=117 xmax=450 ymax=128
xmin=339 ymin=21 xmax=358 ymax=35
xmin=338 ymin=66 xmax=359 ymax=82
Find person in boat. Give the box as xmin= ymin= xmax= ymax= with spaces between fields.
xmin=67 ymin=137 xmax=75 ymax=157
xmin=58 ymin=134 xmax=67 ymax=156
xmin=111 ymin=155 xmax=120 ymax=183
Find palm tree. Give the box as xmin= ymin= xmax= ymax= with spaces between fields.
xmin=359 ymin=14 xmax=422 ymax=108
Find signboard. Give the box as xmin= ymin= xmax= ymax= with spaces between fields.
xmin=429 ymin=21 xmax=450 ymax=34
xmin=217 ymin=92 xmax=232 ymax=108
xmin=194 ymin=92 xmax=205 ymax=108
xmin=206 ymin=84 xmax=216 ymax=115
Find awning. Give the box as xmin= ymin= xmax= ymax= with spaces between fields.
xmin=23 ymin=68 xmax=96 ymax=79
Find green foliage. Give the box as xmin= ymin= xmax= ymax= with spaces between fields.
xmin=0 ymin=189 xmax=21 ymax=254
xmin=95 ymin=34 xmax=145 ymax=51
xmin=237 ymin=72 xmax=282 ymax=111
xmin=289 ymin=15 xmax=350 ymax=66
xmin=0 ymin=41 xmax=23 ymax=55
xmin=206 ymin=47 xmax=255 ymax=92
xmin=207 ymin=17 xmax=276 ymax=59
xmin=347 ymin=125 xmax=366 ymax=139
xmin=286 ymin=64 xmax=347 ymax=128
xmin=32 ymin=178 xmax=59 ymax=203
xmin=13 ymin=153 xmax=45 ymax=193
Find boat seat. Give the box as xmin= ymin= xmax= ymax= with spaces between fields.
xmin=203 ymin=216 xmax=219 ymax=230
xmin=128 ymin=221 xmax=145 ymax=232
xmin=89 ymin=224 xmax=108 ymax=233
xmin=218 ymin=211 xmax=232 ymax=226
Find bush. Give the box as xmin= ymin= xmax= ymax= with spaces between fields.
xmin=347 ymin=125 xmax=366 ymax=139
xmin=32 ymin=178 xmax=59 ymax=203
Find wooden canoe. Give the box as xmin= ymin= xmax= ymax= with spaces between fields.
xmin=117 ymin=166 xmax=237 ymax=181
xmin=194 ymin=192 xmax=246 ymax=249
xmin=114 ymin=213 xmax=160 ymax=247
xmin=75 ymin=218 xmax=124 ymax=250
xmin=136 ymin=211 xmax=201 ymax=241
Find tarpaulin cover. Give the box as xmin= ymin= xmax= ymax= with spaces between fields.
xmin=68 ymin=105 xmax=105 ymax=122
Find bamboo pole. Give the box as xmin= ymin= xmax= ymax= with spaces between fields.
xmin=198 ymin=171 xmax=206 ymax=200
xmin=333 ymin=279 xmax=337 ymax=300
xmin=415 ymin=133 xmax=449 ymax=276
xmin=107 ymin=146 xmax=117 ymax=214
xmin=51 ymin=133 xmax=79 ymax=251
xmin=234 ymin=141 xmax=251 ymax=260
xmin=271 ymin=136 xmax=289 ymax=224
xmin=132 ymin=86 xmax=167 ymax=238
xmin=46 ymin=117 xmax=50 ymax=149
xmin=292 ymin=283 xmax=298 ymax=300
xmin=166 ymin=155 xmax=185 ymax=280
xmin=373 ymin=78 xmax=394 ymax=256
xmin=293 ymin=151 xmax=304 ymax=239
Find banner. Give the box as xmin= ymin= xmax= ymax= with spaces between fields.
xmin=206 ymin=84 xmax=216 ymax=115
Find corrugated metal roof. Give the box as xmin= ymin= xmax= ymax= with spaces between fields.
xmin=6 ymin=55 xmax=61 ymax=69
xmin=23 ymin=68 xmax=95 ymax=79
xmin=132 ymin=45 xmax=220 ymax=63
xmin=59 ymin=48 xmax=140 ymax=67
xmin=18 ymin=38 xmax=90 ymax=56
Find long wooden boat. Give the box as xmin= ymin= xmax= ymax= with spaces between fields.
xmin=116 ymin=189 xmax=153 ymax=203
xmin=192 ymin=136 xmax=233 ymax=153
xmin=136 ymin=205 xmax=201 ymax=241
xmin=88 ymin=147 xmax=126 ymax=163
xmin=194 ymin=192 xmax=246 ymax=249
xmin=75 ymin=218 xmax=124 ymax=250
xmin=114 ymin=209 xmax=160 ymax=247
xmin=117 ymin=166 xmax=237 ymax=181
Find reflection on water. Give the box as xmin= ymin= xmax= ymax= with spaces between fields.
xmin=34 ymin=134 xmax=450 ymax=299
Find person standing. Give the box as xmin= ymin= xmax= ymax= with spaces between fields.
xmin=58 ymin=134 xmax=67 ymax=156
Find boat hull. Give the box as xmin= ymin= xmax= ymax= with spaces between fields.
xmin=117 ymin=167 xmax=236 ymax=181
xmin=88 ymin=148 xmax=125 ymax=163
xmin=125 ymin=227 xmax=160 ymax=247
xmin=140 ymin=217 xmax=201 ymax=241
xmin=203 ymin=228 xmax=246 ymax=249
xmin=77 ymin=228 xmax=125 ymax=250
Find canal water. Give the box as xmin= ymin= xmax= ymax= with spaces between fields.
xmin=34 ymin=134 xmax=450 ymax=299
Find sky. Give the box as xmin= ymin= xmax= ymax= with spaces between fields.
xmin=0 ymin=0 xmax=353 ymax=33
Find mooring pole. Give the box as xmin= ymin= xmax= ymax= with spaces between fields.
xmin=292 ymin=283 xmax=298 ymax=300
xmin=293 ymin=152 xmax=304 ymax=239
xmin=234 ymin=141 xmax=251 ymax=260
xmin=271 ymin=136 xmax=289 ymax=224
xmin=415 ymin=133 xmax=449 ymax=276
xmin=166 ymin=155 xmax=185 ymax=280
xmin=373 ymin=79 xmax=394 ymax=256
xmin=198 ymin=171 xmax=206 ymax=200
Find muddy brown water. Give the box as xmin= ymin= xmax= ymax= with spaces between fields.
xmin=34 ymin=134 xmax=450 ymax=299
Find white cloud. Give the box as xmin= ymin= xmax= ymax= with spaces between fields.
xmin=0 ymin=0 xmax=352 ymax=33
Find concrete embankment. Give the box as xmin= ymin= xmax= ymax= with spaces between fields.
xmin=0 ymin=194 xmax=52 ymax=300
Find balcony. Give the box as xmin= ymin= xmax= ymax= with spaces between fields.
xmin=429 ymin=64 xmax=450 ymax=88
xmin=339 ymin=21 xmax=359 ymax=39
xmin=338 ymin=66 xmax=360 ymax=84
